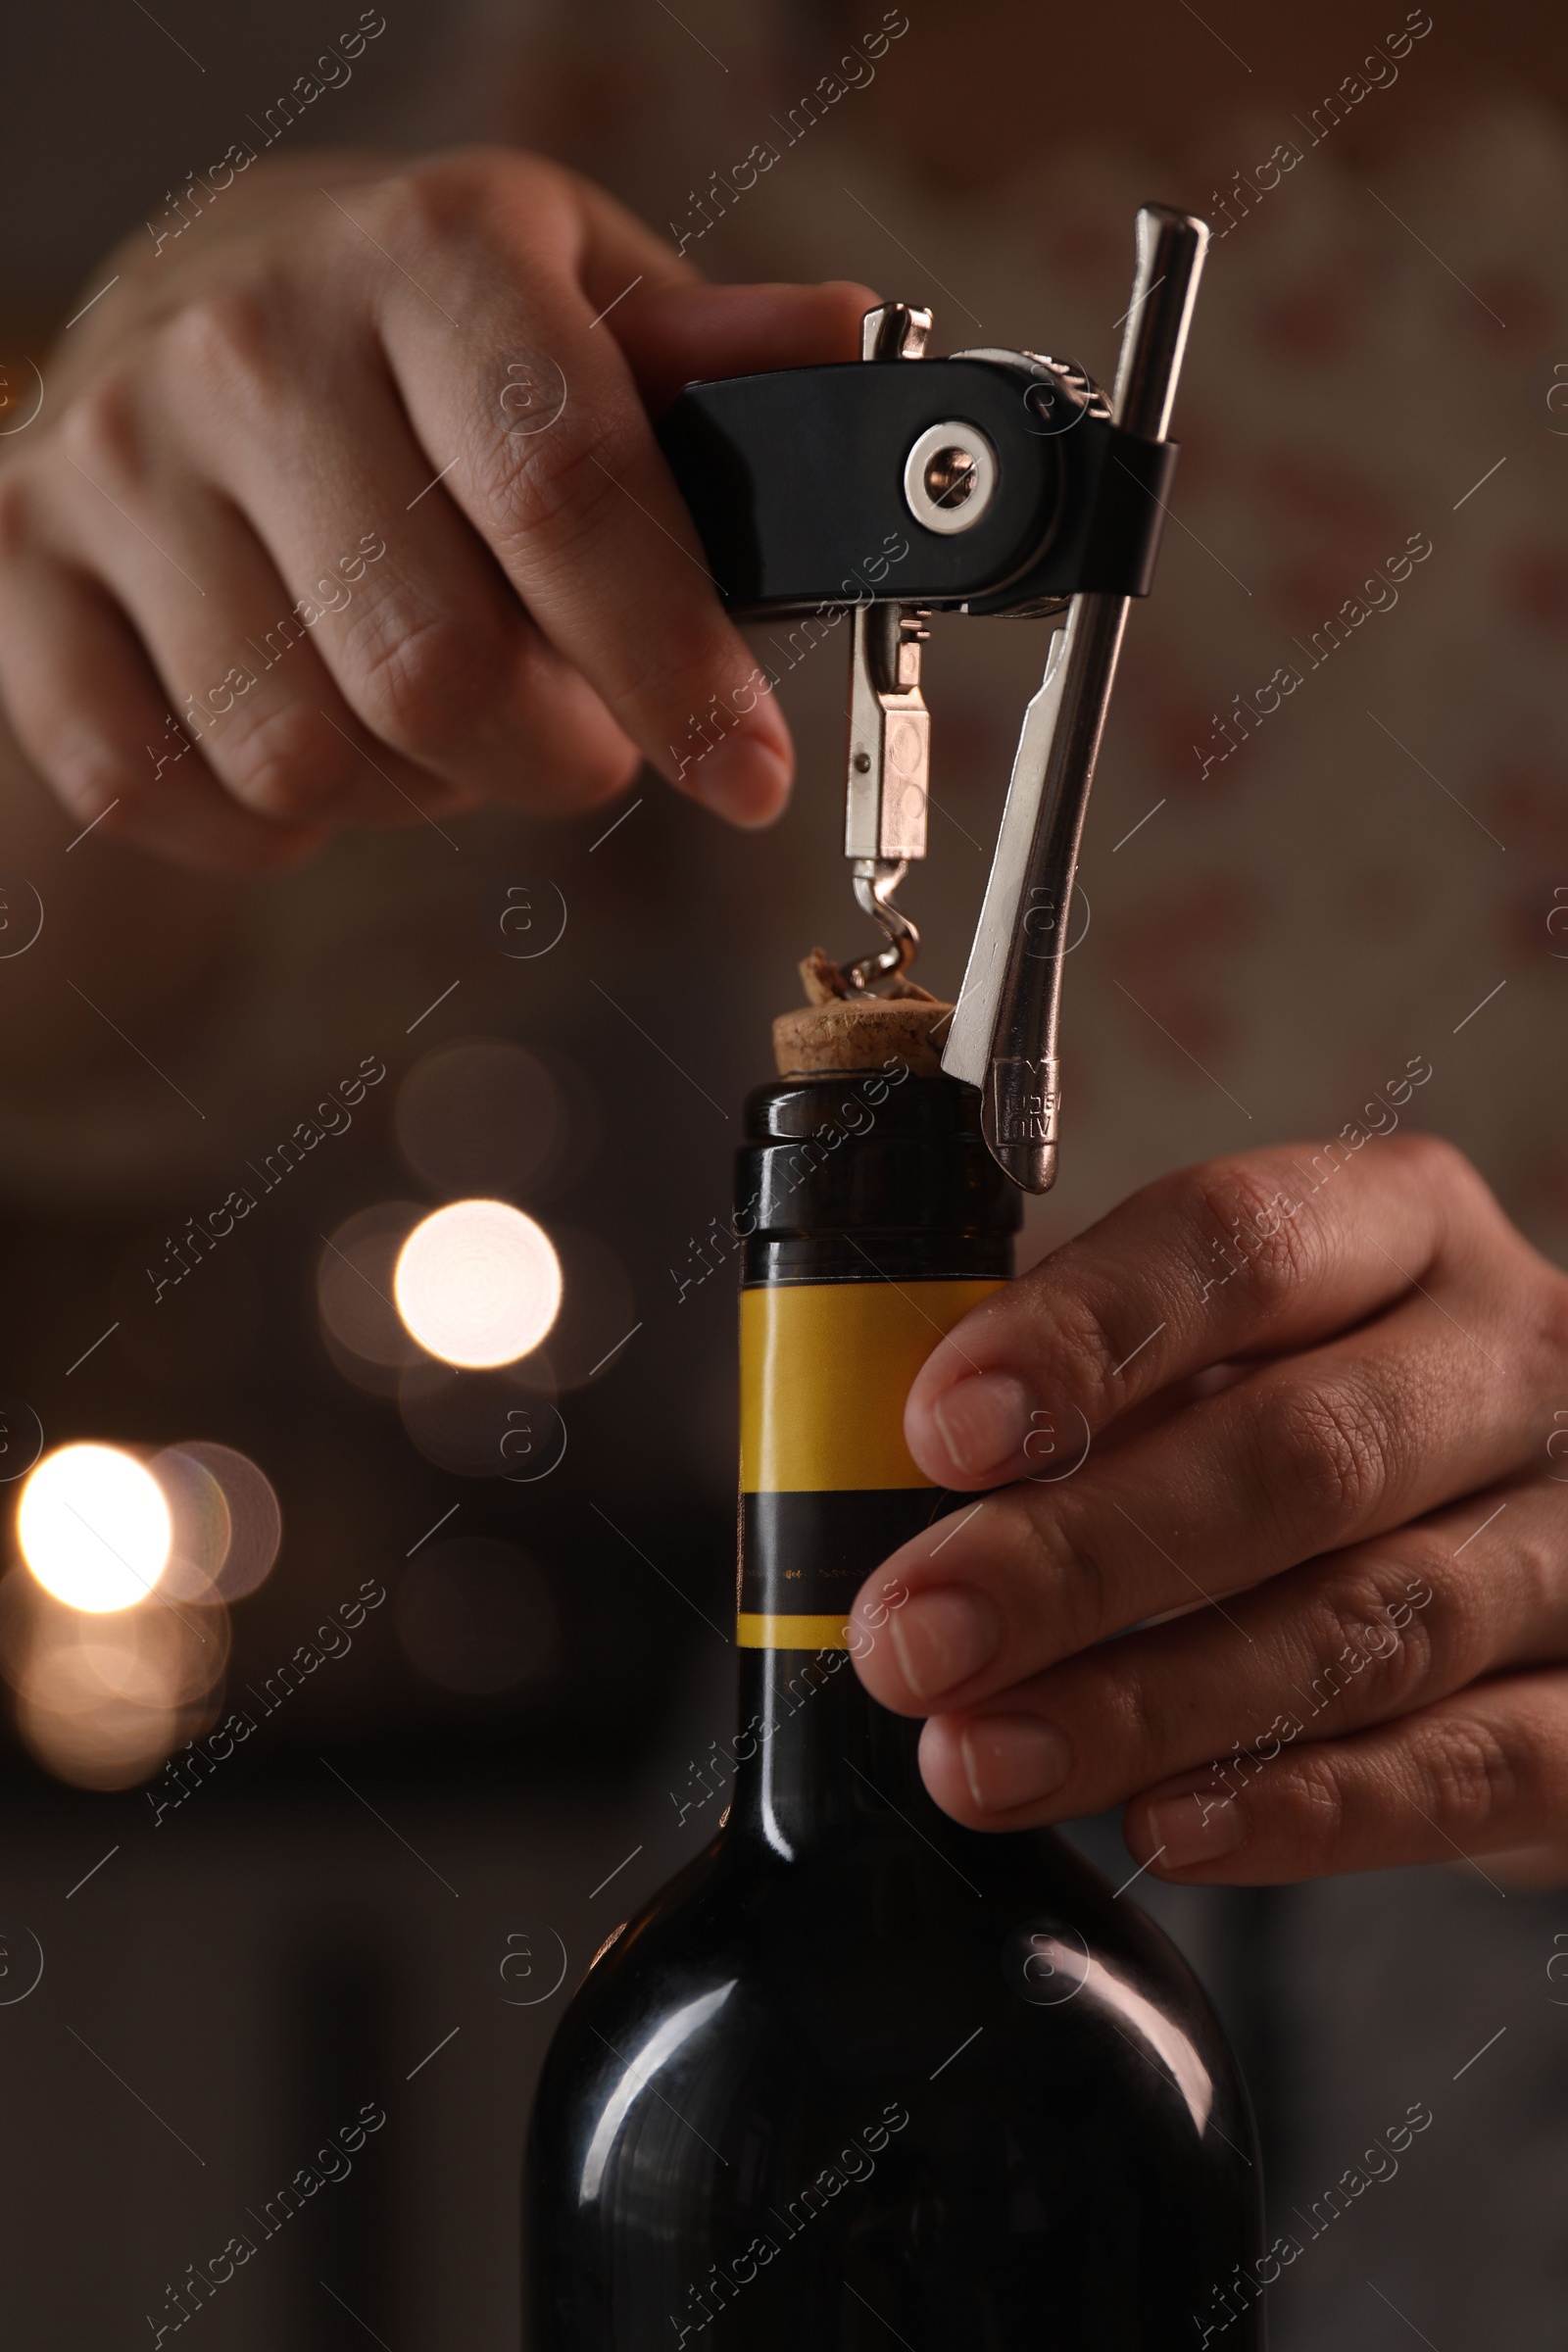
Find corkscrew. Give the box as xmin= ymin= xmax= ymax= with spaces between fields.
xmin=658 ymin=204 xmax=1207 ymax=1192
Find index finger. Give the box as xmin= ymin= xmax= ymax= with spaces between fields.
xmin=901 ymin=1130 xmax=1489 ymax=1489
xmin=373 ymin=159 xmax=873 ymax=825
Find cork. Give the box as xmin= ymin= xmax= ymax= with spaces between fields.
xmin=772 ymin=950 xmax=954 ymax=1078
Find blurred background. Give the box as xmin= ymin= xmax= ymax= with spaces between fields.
xmin=1 ymin=1 xmax=1566 ymax=2344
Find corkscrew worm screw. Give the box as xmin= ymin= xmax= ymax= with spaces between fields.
xmin=658 ymin=204 xmax=1208 ymax=1192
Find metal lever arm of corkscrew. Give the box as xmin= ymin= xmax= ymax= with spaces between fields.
xmin=841 ymin=300 xmax=933 ymax=994
xmin=941 ymin=207 xmax=1209 ymax=1190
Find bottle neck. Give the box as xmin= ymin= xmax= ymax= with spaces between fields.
xmin=728 ymin=1274 xmax=1001 ymax=1857
xmin=730 ymin=1644 xmax=926 ymax=1859
xmin=726 ymin=1069 xmax=1019 ymax=1858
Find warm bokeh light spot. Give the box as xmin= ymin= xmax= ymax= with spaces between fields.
xmin=393 ymin=1200 xmax=563 ymax=1369
xmin=157 ymin=1441 xmax=282 ymax=1601
xmin=18 ymin=1444 xmax=172 ymax=1613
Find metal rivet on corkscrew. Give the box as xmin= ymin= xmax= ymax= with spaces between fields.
xmin=656 ymin=206 xmax=1209 ymax=1191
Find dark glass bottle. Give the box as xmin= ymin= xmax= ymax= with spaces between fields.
xmin=524 ymin=1064 xmax=1264 ymax=2350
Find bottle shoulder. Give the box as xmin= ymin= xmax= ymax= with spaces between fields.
xmin=526 ymin=1818 xmax=1262 ymax=2347
xmin=539 ymin=1815 xmax=1248 ymax=2141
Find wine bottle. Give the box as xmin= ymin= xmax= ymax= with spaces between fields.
xmin=524 ymin=1048 xmax=1264 ymax=2349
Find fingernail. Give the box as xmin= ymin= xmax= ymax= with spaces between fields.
xmin=1146 ymin=1791 xmax=1248 ymax=1869
xmin=688 ymin=733 xmax=791 ymax=827
xmin=888 ymin=1587 xmax=1000 ymax=1701
xmin=960 ymin=1714 xmax=1072 ymax=1812
xmin=930 ymin=1371 xmax=1035 ymax=1479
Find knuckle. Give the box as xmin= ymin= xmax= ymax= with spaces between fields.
xmin=478 ymin=413 xmax=627 ymax=559
xmin=1188 ymin=1158 xmax=1320 ymax=1316
xmin=1412 ymin=1713 xmax=1519 ymax=1833
xmin=1018 ymin=1492 xmax=1113 ymax=1656
xmin=1392 ymin=1128 xmax=1476 ymax=1199
xmin=1089 ymin=1657 xmax=1168 ymax=1778
xmin=1255 ymin=1368 xmax=1403 ymax=1529
xmin=59 ymin=372 xmax=146 ymax=481
xmin=1035 ymin=1285 xmax=1124 ymax=1408
xmin=599 ymin=622 xmax=735 ymax=729
xmin=232 ymin=762 xmax=330 ymax=822
xmin=164 ymin=285 xmax=283 ymax=405
xmin=217 ymin=703 xmax=352 ymax=820
xmin=364 ymin=159 xmax=486 ymax=251
xmin=361 ymin=151 xmax=565 ymax=279
xmin=1280 ymin=1746 xmax=1348 ymax=1858
xmin=1378 ymin=1558 xmax=1442 ymax=1683
xmin=347 ymin=610 xmax=506 ymax=760
xmin=46 ymin=731 xmax=140 ymax=824
xmin=1390 ymin=1131 xmax=1498 ymax=1247
xmin=1509 ymin=1494 xmax=1564 ymax=1625
xmin=1304 ymin=1563 xmax=1436 ymax=1716
xmin=583 ymin=632 xmax=662 ymax=714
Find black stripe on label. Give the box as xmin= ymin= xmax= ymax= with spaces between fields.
xmin=740 ymin=1489 xmax=956 ymax=1617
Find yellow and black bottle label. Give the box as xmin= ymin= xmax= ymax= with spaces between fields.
xmin=736 ymin=1277 xmax=999 ymax=1648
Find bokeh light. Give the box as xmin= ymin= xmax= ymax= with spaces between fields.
xmin=318 ymin=1201 xmax=424 ymax=1393
xmin=157 ymin=1442 xmax=282 ymax=1601
xmin=2 ymin=1439 xmax=261 ymax=1788
xmin=150 ymin=1446 xmax=231 ymax=1604
xmin=394 ymin=1200 xmax=563 ymax=1369
xmin=18 ymin=1444 xmax=172 ymax=1612
xmin=0 ymin=1560 xmax=229 ymax=1791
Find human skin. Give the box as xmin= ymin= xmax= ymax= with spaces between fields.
xmin=849 ymin=1140 xmax=1568 ymax=1884
xmin=0 ymin=148 xmax=873 ymax=871
xmin=834 ymin=0 xmax=1568 ymax=1886
xmin=0 ymin=1 xmax=1555 ymax=1038
xmin=0 ymin=147 xmax=869 ymax=1080
xmin=2 ymin=13 xmax=1564 ymax=1887
xmin=3 ymin=0 xmax=1562 ymax=895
